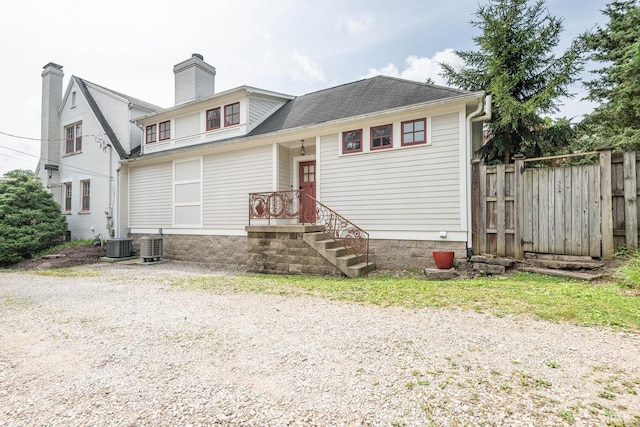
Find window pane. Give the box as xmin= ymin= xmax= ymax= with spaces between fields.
xmin=403 ymin=123 xmax=413 ymax=133
xmin=405 ymin=134 xmax=414 ymax=143
xmin=414 ymin=120 xmax=424 ymax=131
xmin=415 ymin=131 xmax=425 ymax=141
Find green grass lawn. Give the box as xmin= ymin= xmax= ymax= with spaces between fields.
xmin=174 ymin=271 xmax=640 ymax=331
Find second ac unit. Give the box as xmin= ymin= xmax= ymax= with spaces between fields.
xmin=139 ymin=236 xmax=162 ymax=262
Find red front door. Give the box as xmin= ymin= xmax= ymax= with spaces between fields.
xmin=299 ymin=160 xmax=316 ymax=223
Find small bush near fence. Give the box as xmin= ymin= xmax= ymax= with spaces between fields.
xmin=616 ymin=252 xmax=640 ymax=290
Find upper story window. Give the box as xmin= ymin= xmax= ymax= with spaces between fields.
xmin=206 ymin=107 xmax=221 ymax=130
xmin=71 ymin=91 xmax=77 ymax=108
xmin=159 ymin=121 xmax=171 ymax=141
xmin=342 ymin=129 xmax=363 ymax=154
xmin=65 ymin=122 xmax=82 ymax=154
xmin=80 ymin=180 xmax=90 ymax=211
xmin=371 ymin=124 xmax=392 ymax=150
xmin=146 ymin=124 xmax=157 ymax=144
xmin=64 ymin=183 xmax=72 ymax=212
xmin=401 ymin=119 xmax=426 ymax=146
xmin=224 ymin=102 xmax=240 ymax=126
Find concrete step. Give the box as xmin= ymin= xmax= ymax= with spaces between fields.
xmin=327 ymin=247 xmax=351 ymax=261
xmin=526 ymin=259 xmax=604 ymax=271
xmin=303 ymin=231 xmax=328 ymax=243
xmin=336 ymin=253 xmax=360 ymax=270
xmin=520 ymin=266 xmax=602 ymax=281
xmin=315 ymin=239 xmax=340 ymax=250
xmin=346 ymin=261 xmax=376 ymax=278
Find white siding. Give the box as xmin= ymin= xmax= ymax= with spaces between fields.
xmin=278 ymin=145 xmax=292 ymax=191
xmin=203 ymin=145 xmax=272 ymax=229
xmin=129 ymin=162 xmax=173 ymax=228
xmin=175 ymin=112 xmax=200 ymax=140
xmin=247 ymin=96 xmax=287 ymax=132
xmin=319 ymin=112 xmax=461 ymax=232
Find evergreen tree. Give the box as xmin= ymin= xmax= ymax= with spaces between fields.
xmin=441 ymin=0 xmax=585 ymax=163
xmin=0 ymin=170 xmax=67 ymax=265
xmin=581 ymin=0 xmax=640 ymax=150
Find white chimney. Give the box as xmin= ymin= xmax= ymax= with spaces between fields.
xmin=173 ymin=53 xmax=216 ymax=105
xmin=39 ymin=62 xmax=63 ymax=182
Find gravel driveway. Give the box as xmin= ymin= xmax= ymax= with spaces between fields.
xmin=1 ymin=262 xmax=639 ymax=426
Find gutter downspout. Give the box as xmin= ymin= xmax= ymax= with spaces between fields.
xmin=465 ymin=94 xmax=492 ymax=257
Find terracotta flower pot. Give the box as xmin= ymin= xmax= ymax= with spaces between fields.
xmin=433 ymin=251 xmax=455 ymax=269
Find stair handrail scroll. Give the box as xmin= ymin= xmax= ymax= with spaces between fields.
xmin=303 ymin=194 xmax=369 ymax=266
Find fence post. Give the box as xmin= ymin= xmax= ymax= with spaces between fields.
xmin=513 ymin=154 xmax=526 ymax=259
xmin=471 ymin=159 xmax=481 ymax=256
xmin=623 ymin=152 xmax=638 ymax=251
xmin=598 ymin=147 xmax=614 ymax=259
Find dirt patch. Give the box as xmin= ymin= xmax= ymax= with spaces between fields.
xmin=7 ymin=244 xmax=107 ymax=271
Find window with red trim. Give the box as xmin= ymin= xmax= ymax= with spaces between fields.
xmin=371 ymin=124 xmax=392 ymax=150
xmin=146 ymin=124 xmax=157 ymax=144
xmin=159 ymin=121 xmax=171 ymax=140
xmin=401 ymin=119 xmax=426 ymax=146
xmin=342 ymin=129 xmax=363 ymax=154
xmin=224 ymin=102 xmax=240 ymax=126
xmin=64 ymin=183 xmax=72 ymax=212
xmin=65 ymin=122 xmax=82 ymax=154
xmin=206 ymin=107 xmax=221 ymax=130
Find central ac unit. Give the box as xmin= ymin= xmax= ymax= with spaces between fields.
xmin=139 ymin=236 xmax=162 ymax=262
xmin=106 ymin=238 xmax=133 ymax=258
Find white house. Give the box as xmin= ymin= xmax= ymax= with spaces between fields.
xmin=37 ymin=54 xmax=489 ymax=274
xmin=36 ymin=63 xmax=160 ymax=240
xmin=122 ymin=55 xmax=489 ymax=274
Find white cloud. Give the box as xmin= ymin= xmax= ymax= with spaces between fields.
xmin=363 ymin=48 xmax=463 ymax=86
xmin=336 ymin=12 xmax=374 ymax=35
xmin=290 ymin=52 xmax=327 ymax=84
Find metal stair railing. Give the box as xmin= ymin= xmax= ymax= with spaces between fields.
xmin=248 ymin=190 xmax=369 ymax=266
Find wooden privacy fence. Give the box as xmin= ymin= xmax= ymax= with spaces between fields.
xmin=472 ymin=148 xmax=640 ymax=259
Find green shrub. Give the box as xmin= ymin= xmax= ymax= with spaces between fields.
xmin=0 ymin=170 xmax=67 ymax=265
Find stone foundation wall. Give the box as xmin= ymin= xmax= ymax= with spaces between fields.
xmin=131 ymin=231 xmax=468 ymax=274
xmin=246 ymin=226 xmax=342 ymax=276
xmin=369 ymin=239 xmax=466 ymax=271
xmin=130 ymin=234 xmax=247 ymax=271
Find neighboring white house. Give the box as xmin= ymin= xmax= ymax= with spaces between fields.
xmin=123 ymin=55 xmax=489 ymax=272
xmin=36 ymin=63 xmax=160 ymax=240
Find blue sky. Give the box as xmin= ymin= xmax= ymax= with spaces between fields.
xmin=0 ymin=0 xmax=609 ymax=175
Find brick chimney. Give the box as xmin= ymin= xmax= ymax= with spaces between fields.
xmin=173 ymin=53 xmax=216 ymax=105
xmin=39 ymin=62 xmax=64 ymax=183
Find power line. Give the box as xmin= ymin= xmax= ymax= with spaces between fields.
xmin=0 ymin=143 xmax=113 ymax=179
xmin=0 ymin=130 xmax=107 ymax=143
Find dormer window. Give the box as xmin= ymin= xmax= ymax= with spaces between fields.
xmin=206 ymin=107 xmax=221 ymax=130
xmin=146 ymin=124 xmax=157 ymax=144
xmin=159 ymin=121 xmax=171 ymax=141
xmin=224 ymin=102 xmax=240 ymax=126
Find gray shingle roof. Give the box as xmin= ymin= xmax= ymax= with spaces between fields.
xmin=248 ymin=75 xmax=471 ymax=136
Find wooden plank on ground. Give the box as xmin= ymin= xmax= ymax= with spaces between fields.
xmin=520 ymin=266 xmax=601 ymax=281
